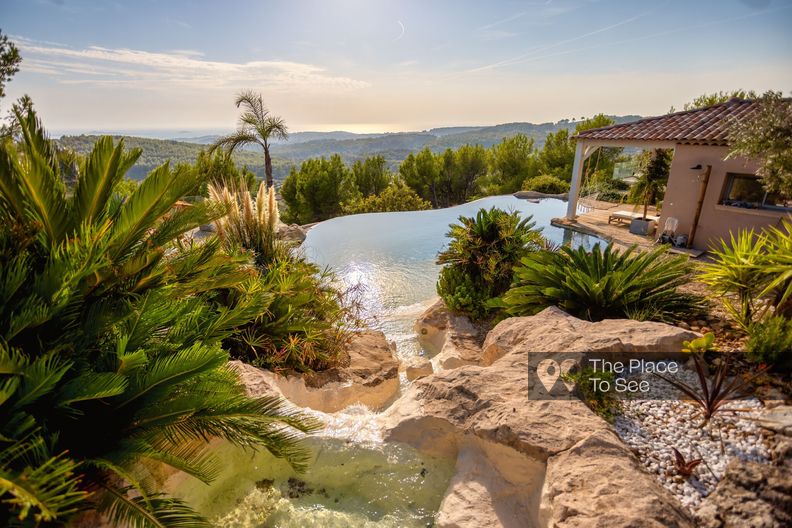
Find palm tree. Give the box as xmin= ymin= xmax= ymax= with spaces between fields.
xmin=629 ymin=149 xmax=672 ymax=219
xmin=211 ymin=90 xmax=287 ymax=188
xmin=0 ymin=108 xmax=319 ymax=527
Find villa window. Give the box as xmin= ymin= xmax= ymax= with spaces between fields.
xmin=721 ymin=173 xmax=791 ymax=212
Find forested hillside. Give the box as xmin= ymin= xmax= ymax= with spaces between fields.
xmin=263 ymin=116 xmax=639 ymax=166
xmin=56 ymin=135 xmax=291 ymax=181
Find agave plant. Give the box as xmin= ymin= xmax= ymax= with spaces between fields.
xmin=503 ymin=243 xmax=704 ymax=322
xmin=699 ymin=221 xmax=792 ymax=331
xmin=0 ymin=109 xmax=320 ymax=527
xmin=436 ymin=207 xmax=545 ymax=320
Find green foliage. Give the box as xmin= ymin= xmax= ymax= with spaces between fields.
xmin=503 ymin=243 xmax=704 ymax=322
xmin=342 ymin=179 xmax=431 ymax=214
xmin=746 ymin=316 xmax=792 ymax=371
xmin=436 ymin=207 xmax=544 ymax=320
xmin=537 ymin=115 xmax=622 ymax=184
xmin=193 ymin=150 xmax=257 ymax=196
xmin=114 ymin=177 xmax=139 ymax=199
xmin=400 ymin=144 xmax=489 ymax=207
xmin=223 ymin=259 xmax=355 ymax=372
xmin=0 ymin=30 xmax=21 ymax=100
xmin=699 ymin=222 xmax=792 ymax=331
xmin=0 ymin=109 xmax=319 ymax=526
xmin=485 ymin=134 xmax=538 ymax=194
xmin=561 ymin=367 xmax=621 ymax=423
xmin=56 ymin=135 xmax=288 ymax=182
xmin=728 ymin=91 xmax=792 ymax=197
xmin=680 ymin=90 xmax=758 ymax=111
xmin=211 ymin=90 xmax=288 ymax=187
xmin=351 ymin=155 xmax=390 ymax=197
xmin=280 ymin=154 xmax=360 ymax=223
xmin=682 ymin=333 xmax=717 ymax=354
xmin=628 ymin=149 xmax=671 ymax=218
xmin=521 ymin=174 xmax=570 ymax=194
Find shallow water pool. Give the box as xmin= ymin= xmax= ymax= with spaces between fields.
xmin=300 ymin=196 xmax=599 ymax=357
xmin=170 ymin=438 xmax=455 ymax=527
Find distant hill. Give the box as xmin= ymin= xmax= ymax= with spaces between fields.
xmin=56 ymin=135 xmax=290 ymax=182
xmin=263 ymin=116 xmax=641 ymax=167
xmin=58 ymin=116 xmax=641 ymax=180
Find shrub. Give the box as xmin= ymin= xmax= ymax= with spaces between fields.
xmin=0 ymin=110 xmax=319 ymax=525
xmin=436 ymin=207 xmax=544 ymax=320
xmin=223 ymin=258 xmax=358 ymax=372
xmin=342 ymin=179 xmax=431 ymax=214
xmin=522 ymin=174 xmax=570 ymax=194
xmin=746 ymin=316 xmax=792 ymax=371
xmin=209 ymin=182 xmax=356 ymax=373
xmin=699 ymin=221 xmax=792 ymax=331
xmin=503 ymin=243 xmax=704 ymax=322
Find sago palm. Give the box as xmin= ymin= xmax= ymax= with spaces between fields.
xmin=0 ymin=109 xmax=320 ymax=527
xmin=503 ymin=243 xmax=704 ymax=322
xmin=210 ymin=90 xmax=287 ymax=188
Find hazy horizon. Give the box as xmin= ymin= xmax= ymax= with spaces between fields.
xmin=2 ymin=0 xmax=791 ymax=133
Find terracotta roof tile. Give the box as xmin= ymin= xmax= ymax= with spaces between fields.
xmin=573 ymin=98 xmax=762 ymax=146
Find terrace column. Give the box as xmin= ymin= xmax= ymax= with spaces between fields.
xmin=566 ymin=141 xmax=586 ymax=219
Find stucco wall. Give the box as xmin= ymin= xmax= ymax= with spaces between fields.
xmin=659 ymin=144 xmax=791 ymax=250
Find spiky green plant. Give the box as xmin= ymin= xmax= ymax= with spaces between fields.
xmin=436 ymin=207 xmax=545 ymax=320
xmin=503 ymin=243 xmax=704 ymax=322
xmin=699 ymin=222 xmax=792 ymax=331
xmin=0 ymin=109 xmax=320 ymax=527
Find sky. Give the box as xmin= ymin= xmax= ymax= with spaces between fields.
xmin=1 ymin=0 xmax=791 ymax=135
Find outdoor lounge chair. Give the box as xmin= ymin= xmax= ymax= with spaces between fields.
xmin=607 ymin=210 xmax=660 ymax=224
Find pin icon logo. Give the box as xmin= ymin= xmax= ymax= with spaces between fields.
xmin=536 ymin=359 xmax=561 ymax=392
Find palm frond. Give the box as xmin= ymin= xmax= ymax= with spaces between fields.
xmin=0 ymin=435 xmax=88 ymax=523
xmin=72 ymin=136 xmax=141 ymax=226
xmin=98 ymin=484 xmax=210 ymax=528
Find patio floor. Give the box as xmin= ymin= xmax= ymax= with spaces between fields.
xmin=551 ymin=200 xmax=660 ymax=252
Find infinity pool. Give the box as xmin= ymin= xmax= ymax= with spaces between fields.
xmin=300 ymin=196 xmax=599 ymax=358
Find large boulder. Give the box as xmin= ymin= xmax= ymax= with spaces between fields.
xmin=383 ymin=308 xmax=695 ymax=527
xmin=276 ymin=223 xmax=307 ymax=243
xmin=415 ymin=298 xmax=484 ymax=371
xmin=696 ymin=458 xmax=792 ymax=528
xmin=239 ymin=330 xmax=400 ymax=413
xmin=482 ymin=306 xmax=700 ymax=366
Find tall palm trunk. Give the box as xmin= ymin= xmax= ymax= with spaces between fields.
xmin=264 ymin=147 xmax=273 ymax=188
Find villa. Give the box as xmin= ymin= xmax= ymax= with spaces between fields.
xmin=565 ymin=99 xmax=791 ymax=251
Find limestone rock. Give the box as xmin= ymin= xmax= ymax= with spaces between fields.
xmin=230 ymin=360 xmax=283 ymax=399
xmin=540 ymin=430 xmax=690 ymax=527
xmin=696 ymin=458 xmax=792 ymax=528
xmin=404 ymin=356 xmax=433 ymax=381
xmin=253 ymin=330 xmax=400 ymax=413
xmin=382 ymin=307 xmax=697 ymax=527
xmin=482 ymin=306 xmax=699 ymax=366
xmin=276 ymin=223 xmax=307 ymax=243
xmin=415 ymin=298 xmax=484 ymax=371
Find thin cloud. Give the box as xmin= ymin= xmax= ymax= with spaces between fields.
xmin=464 ymin=10 xmax=652 ymax=73
xmin=15 ymin=37 xmax=371 ymax=92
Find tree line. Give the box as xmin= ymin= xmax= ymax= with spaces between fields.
xmin=279 ymin=114 xmax=626 ymax=223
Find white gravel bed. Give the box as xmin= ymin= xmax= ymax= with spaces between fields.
xmin=613 ymin=364 xmax=770 ymax=512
